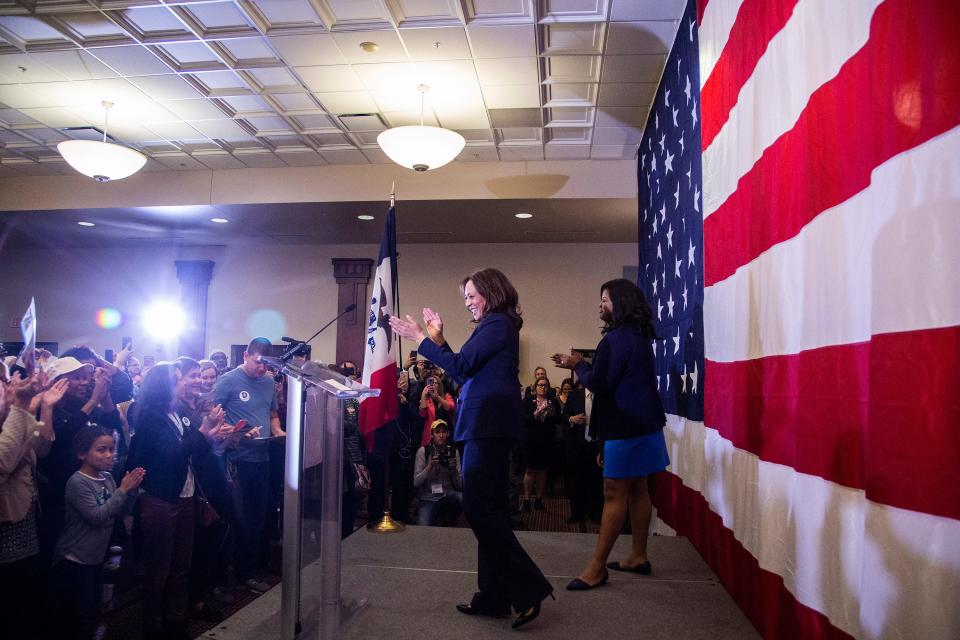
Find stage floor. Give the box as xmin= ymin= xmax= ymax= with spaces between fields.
xmin=200 ymin=526 xmax=758 ymax=640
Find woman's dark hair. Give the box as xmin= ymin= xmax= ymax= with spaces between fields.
xmin=461 ymin=268 xmax=523 ymax=330
xmin=600 ymin=278 xmax=657 ymax=338
xmin=173 ymin=356 xmax=200 ymax=377
xmin=73 ymin=425 xmax=113 ymax=458
xmin=130 ymin=362 xmax=177 ymax=424
xmin=560 ymin=377 xmax=575 ymax=391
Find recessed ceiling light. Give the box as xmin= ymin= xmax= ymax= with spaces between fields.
xmin=357 ymin=215 xmax=375 ymax=221
xmin=514 ymin=213 xmax=533 ymax=219
xmin=77 ymin=221 xmax=95 ymax=227
xmin=359 ymin=41 xmax=379 ymax=53
xmin=211 ymin=217 xmax=229 ymax=223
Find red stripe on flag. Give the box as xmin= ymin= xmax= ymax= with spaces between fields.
xmin=704 ymin=326 xmax=960 ymax=521
xmin=704 ymin=0 xmax=960 ymax=286
xmin=653 ymin=470 xmax=856 ymax=640
xmin=696 ymin=0 xmax=708 ymax=27
xmin=358 ymin=363 xmax=398 ymax=451
xmin=700 ymin=0 xmax=799 ymax=148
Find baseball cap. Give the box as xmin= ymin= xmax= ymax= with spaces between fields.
xmin=430 ymin=419 xmax=449 ymax=432
xmin=45 ymin=356 xmax=94 ymax=380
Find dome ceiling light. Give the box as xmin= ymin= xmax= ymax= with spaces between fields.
xmin=376 ymin=84 xmax=465 ymax=172
xmin=57 ymin=101 xmax=147 ymax=182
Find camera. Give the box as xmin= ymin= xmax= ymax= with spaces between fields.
xmin=436 ymin=444 xmax=453 ymax=467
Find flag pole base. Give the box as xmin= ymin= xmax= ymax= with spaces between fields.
xmin=367 ymin=511 xmax=406 ymax=533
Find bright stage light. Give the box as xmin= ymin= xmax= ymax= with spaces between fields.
xmin=142 ymin=301 xmax=186 ymax=341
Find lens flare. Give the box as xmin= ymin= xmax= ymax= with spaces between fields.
xmin=142 ymin=301 xmax=186 ymax=341
xmin=245 ymin=309 xmax=287 ymax=342
xmin=95 ymin=307 xmax=123 ymax=329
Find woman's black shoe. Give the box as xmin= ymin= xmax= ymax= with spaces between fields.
xmin=606 ymin=560 xmax=652 ymax=575
xmin=512 ymin=602 xmax=541 ymax=629
xmin=456 ymin=603 xmax=509 ymax=618
xmin=566 ymin=569 xmax=609 ymax=591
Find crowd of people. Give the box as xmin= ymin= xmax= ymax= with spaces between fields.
xmin=1 ymin=272 xmax=667 ymax=635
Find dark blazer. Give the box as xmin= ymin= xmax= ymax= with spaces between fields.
xmin=127 ymin=406 xmax=211 ymax=501
xmin=417 ymin=312 xmax=524 ymax=442
xmin=574 ymin=326 xmax=665 ymax=441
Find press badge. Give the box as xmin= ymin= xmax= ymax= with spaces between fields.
xmin=431 ymin=483 xmax=444 ymax=495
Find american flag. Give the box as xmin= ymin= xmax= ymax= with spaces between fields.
xmin=647 ymin=1 xmax=960 ymax=639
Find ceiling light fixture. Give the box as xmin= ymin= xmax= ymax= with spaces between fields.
xmin=211 ymin=217 xmax=229 ymax=224
xmin=357 ymin=215 xmax=375 ymax=221
xmin=515 ymin=213 xmax=533 ymax=219
xmin=376 ymin=84 xmax=465 ymax=172
xmin=57 ymin=101 xmax=146 ymax=182
xmin=77 ymin=221 xmax=95 ymax=227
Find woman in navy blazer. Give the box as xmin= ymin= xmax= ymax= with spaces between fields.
xmin=553 ymin=278 xmax=668 ymax=591
xmin=390 ymin=268 xmax=553 ymax=630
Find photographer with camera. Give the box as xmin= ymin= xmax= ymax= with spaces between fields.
xmin=413 ymin=420 xmax=462 ymax=526
xmin=416 ymin=371 xmax=455 ymax=448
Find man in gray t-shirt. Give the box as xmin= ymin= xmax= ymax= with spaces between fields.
xmin=213 ymin=338 xmax=283 ymax=589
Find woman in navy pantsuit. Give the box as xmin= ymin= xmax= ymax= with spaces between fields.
xmin=389 ymin=268 xmax=553 ymax=630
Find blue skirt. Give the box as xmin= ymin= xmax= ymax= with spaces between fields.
xmin=603 ymin=430 xmax=670 ymax=479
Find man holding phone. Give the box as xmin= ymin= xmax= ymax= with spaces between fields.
xmin=213 ymin=337 xmax=284 ymax=592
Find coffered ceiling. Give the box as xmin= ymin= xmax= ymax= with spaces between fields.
xmin=0 ymin=0 xmax=683 ymax=178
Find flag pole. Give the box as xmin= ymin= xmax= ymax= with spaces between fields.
xmin=369 ymin=184 xmax=405 ymax=533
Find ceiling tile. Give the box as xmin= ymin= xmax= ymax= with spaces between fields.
xmin=590 ymin=144 xmax=633 ymax=158
xmin=488 ymin=107 xmax=540 ymax=128
xmin=216 ymin=37 xmax=279 ymax=65
xmin=18 ymin=106 xmax=89 ymax=128
xmin=144 ymin=120 xmax=204 ymax=139
xmin=246 ymin=115 xmax=292 ymax=134
xmin=161 ymin=98 xmax=229 ymax=120
xmin=270 ymin=92 xmax=321 ymax=113
xmin=382 ymin=110 xmax=439 ymax=127
xmin=155 ymin=42 xmax=222 ymax=70
xmin=544 ymin=144 xmax=591 ymax=159
xmin=339 ymin=113 xmax=385 ymax=131
xmin=542 ymin=55 xmax=601 ymax=83
xmin=331 ymin=30 xmax=407 ymax=64
xmin=325 ymin=0 xmax=391 ymax=29
xmin=268 ymin=34 xmax=347 ymax=66
xmin=481 ymin=84 xmax=539 ymax=109
xmin=497 ymin=144 xmax=542 ymax=161
xmin=545 ymin=127 xmax=590 ymax=143
xmin=29 ymin=51 xmax=116 ymax=81
xmin=130 ymin=75 xmax=205 ymax=101
xmin=401 ymin=26 xmax=472 ymax=61
xmin=544 ymin=82 xmax=597 ymax=107
xmin=545 ymin=106 xmax=594 ymax=127
xmin=457 ymin=128 xmax=494 ymax=142
xmin=181 ymin=1 xmax=254 ymax=31
xmin=466 ymin=24 xmax=535 ymax=58
xmin=350 ymin=131 xmax=380 ymax=145
xmin=91 ymin=46 xmax=172 ymax=76
xmin=457 ymin=146 xmax=499 ymax=162
xmin=248 ymin=0 xmax=328 ymax=29
xmin=595 ymin=105 xmax=646 ymax=127
xmin=276 ymin=149 xmax=328 ymax=166
xmin=189 ymin=70 xmax=250 ymax=95
xmin=0 ymin=54 xmax=63 ymax=83
xmin=56 ymin=12 xmax=129 ymax=41
xmin=289 ymin=113 xmax=339 ymax=132
xmin=243 ymin=67 xmax=300 ymax=92
xmin=153 ymin=152 xmax=210 ymax=171
xmin=541 ymin=0 xmax=609 ymax=22
xmin=434 ymin=108 xmax=489 ymax=130
xmin=119 ymin=6 xmax=191 ymax=37
xmin=221 ymin=94 xmax=273 ymax=115
xmin=592 ymin=125 xmax=642 ymax=145
xmin=610 ymin=0 xmax=686 ymax=22
xmin=190 ymin=119 xmax=251 ymax=138
xmin=236 ymin=150 xmax=286 ymax=167
xmin=474 ymin=57 xmax=537 ymax=86
xmin=498 ymin=126 xmax=540 ymax=144
xmin=296 ymin=65 xmax=365 ymax=93
xmin=600 ymin=54 xmax=664 ymax=83
xmin=0 ymin=16 xmax=68 ymax=43
xmin=360 ymin=146 xmax=392 ymax=163
xmin=463 ymin=0 xmax=534 ymax=24
xmin=605 ymin=21 xmax=678 ymax=55
xmin=0 ymin=84 xmax=49 ymax=110
xmin=264 ymin=135 xmax=306 ymax=148
xmin=597 ymin=82 xmax=654 ymax=107
xmin=310 ymin=132 xmax=351 ymax=147
xmin=313 ymin=91 xmax=378 ymax=115
xmin=541 ymin=23 xmax=605 ymax=55
xmin=194 ymin=151 xmax=246 ymax=169
xmin=0 ymin=108 xmax=40 ymax=126
xmin=320 ymin=149 xmax=369 ymax=165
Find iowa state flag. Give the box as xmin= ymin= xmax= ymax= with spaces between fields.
xmin=359 ymin=206 xmax=399 ymax=451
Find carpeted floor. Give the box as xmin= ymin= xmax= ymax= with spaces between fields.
xmin=100 ymin=492 xmax=589 ymax=639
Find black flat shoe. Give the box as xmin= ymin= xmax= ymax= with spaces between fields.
xmin=512 ymin=602 xmax=541 ymax=629
xmin=566 ymin=569 xmax=609 ymax=591
xmin=606 ymin=560 xmax=652 ymax=575
xmin=456 ymin=603 xmax=509 ymax=618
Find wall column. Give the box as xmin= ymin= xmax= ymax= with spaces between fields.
xmin=175 ymin=260 xmax=215 ymax=360
xmin=331 ymin=258 xmax=373 ymax=369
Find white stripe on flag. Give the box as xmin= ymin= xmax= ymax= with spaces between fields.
xmin=664 ymin=414 xmax=960 ymax=640
xmin=704 ymin=126 xmax=960 ymax=362
xmin=702 ymin=0 xmax=884 ymax=218
xmin=698 ymin=0 xmax=747 ymax=86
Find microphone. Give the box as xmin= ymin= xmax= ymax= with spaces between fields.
xmin=279 ymin=304 xmax=359 ymax=362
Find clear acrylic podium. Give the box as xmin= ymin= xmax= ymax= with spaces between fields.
xmin=275 ymin=360 xmax=379 ymax=640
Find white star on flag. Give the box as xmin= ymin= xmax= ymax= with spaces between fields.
xmin=688 ymin=239 xmax=696 ymax=266
xmin=665 ymin=149 xmax=674 ymax=174
xmin=665 ymin=89 xmax=670 ymax=107
xmin=691 ymin=98 xmax=698 ymax=128
xmin=681 ymin=364 xmax=687 ymax=392
xmin=659 ymin=132 xmax=666 ymax=153
xmin=693 ymin=185 xmax=700 ymax=212
xmin=689 ymin=361 xmax=698 ymax=394
xmin=673 ymin=182 xmax=680 ymax=207
xmin=667 ymin=293 xmax=675 ymax=318
xmin=673 ymin=327 xmax=680 ymax=354
xmin=675 ymin=257 xmax=682 ymax=278
xmin=685 ymin=75 xmax=691 ymax=104
xmin=666 ymin=224 xmax=673 ymax=248
xmin=672 ymin=106 xmax=679 ymax=127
